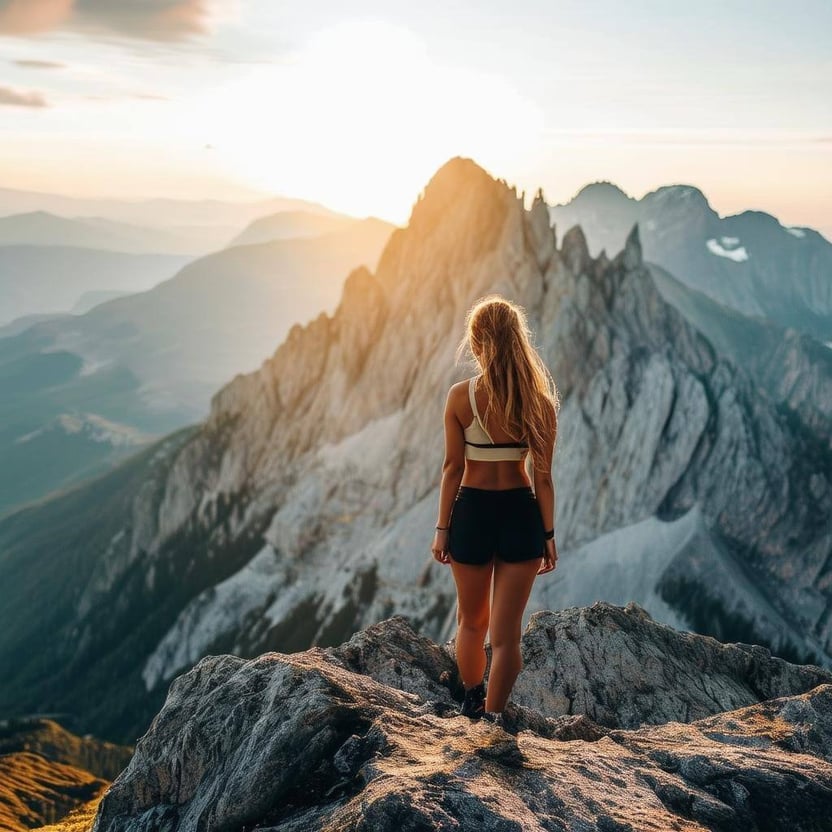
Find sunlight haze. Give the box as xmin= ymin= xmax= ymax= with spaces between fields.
xmin=1 ymin=0 xmax=830 ymax=232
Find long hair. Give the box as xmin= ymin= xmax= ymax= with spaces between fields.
xmin=454 ymin=294 xmax=560 ymax=474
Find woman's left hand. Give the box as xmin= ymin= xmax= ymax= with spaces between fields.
xmin=432 ymin=529 xmax=451 ymax=564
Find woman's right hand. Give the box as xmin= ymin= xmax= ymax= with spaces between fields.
xmin=538 ymin=538 xmax=557 ymax=574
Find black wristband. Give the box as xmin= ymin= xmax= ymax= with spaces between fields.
xmin=543 ymin=528 xmax=555 ymax=540
xmin=436 ymin=525 xmax=450 ymax=531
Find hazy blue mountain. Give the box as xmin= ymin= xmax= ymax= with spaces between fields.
xmin=549 ymin=182 xmax=832 ymax=341
xmin=0 ymin=412 xmax=157 ymax=520
xmin=0 ymin=311 xmax=70 ymax=339
xmin=0 ymin=217 xmax=394 ymax=517
xmin=0 ymin=186 xmax=341 ymax=234
xmin=229 ymin=209 xmax=359 ymax=247
xmin=0 ymin=211 xmax=223 ymax=256
xmin=71 ymin=289 xmax=134 ymax=314
xmin=0 ymin=245 xmax=190 ymax=326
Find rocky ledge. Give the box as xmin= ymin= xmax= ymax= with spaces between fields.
xmin=92 ymin=603 xmax=832 ymax=831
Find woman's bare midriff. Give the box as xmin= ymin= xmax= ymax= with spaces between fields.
xmin=460 ymin=457 xmax=532 ymax=490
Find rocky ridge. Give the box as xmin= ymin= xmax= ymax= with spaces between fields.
xmin=90 ymin=603 xmax=832 ymax=831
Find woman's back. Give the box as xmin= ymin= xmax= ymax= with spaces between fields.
xmin=461 ymin=374 xmax=534 ymax=490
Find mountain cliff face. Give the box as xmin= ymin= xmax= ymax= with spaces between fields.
xmin=90 ymin=604 xmax=832 ymax=832
xmin=647 ymin=260 xmax=832 ymax=449
xmin=550 ymin=181 xmax=832 ymax=342
xmin=1 ymin=157 xmax=830 ymax=744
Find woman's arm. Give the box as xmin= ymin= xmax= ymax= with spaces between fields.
xmin=432 ymin=385 xmax=465 ymax=564
xmin=436 ymin=384 xmax=466 ymax=528
xmin=532 ymin=400 xmax=558 ymax=532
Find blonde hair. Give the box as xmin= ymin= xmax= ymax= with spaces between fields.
xmin=454 ymin=294 xmax=560 ymax=474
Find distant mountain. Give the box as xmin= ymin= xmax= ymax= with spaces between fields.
xmin=229 ymin=209 xmax=359 ymax=247
xmin=0 ymin=186 xmax=342 ymax=233
xmin=0 ymin=245 xmax=190 ymax=326
xmin=0 ymin=217 xmax=394 ymax=517
xmin=8 ymin=216 xmax=396 ymax=421
xmin=0 ymin=311 xmax=69 ymax=339
xmin=70 ymin=290 xmax=133 ymax=314
xmin=0 ymin=157 xmax=828 ymax=745
xmin=648 ymin=261 xmax=832 ymax=446
xmin=0 ymin=211 xmax=223 ymax=256
xmin=0 ymin=412 xmax=156 ymax=519
xmin=549 ymin=182 xmax=832 ymax=341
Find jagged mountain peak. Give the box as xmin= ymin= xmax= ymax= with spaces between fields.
xmin=615 ymin=221 xmax=643 ymax=271
xmin=560 ymin=223 xmax=592 ymax=275
xmin=419 ymin=155 xmax=502 ymax=198
xmin=405 ymin=156 xmax=514 ymax=247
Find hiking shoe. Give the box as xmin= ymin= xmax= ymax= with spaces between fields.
xmin=459 ymin=681 xmax=486 ymax=718
xmin=482 ymin=710 xmax=517 ymax=735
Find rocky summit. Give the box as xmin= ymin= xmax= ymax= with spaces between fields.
xmin=90 ymin=603 xmax=832 ymax=831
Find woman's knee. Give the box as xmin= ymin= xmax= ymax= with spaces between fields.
xmin=458 ymin=614 xmax=489 ymax=636
xmin=488 ymin=625 xmax=522 ymax=651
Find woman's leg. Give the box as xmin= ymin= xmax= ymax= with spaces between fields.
xmin=486 ymin=557 xmax=541 ymax=712
xmin=449 ymin=559 xmax=494 ymax=687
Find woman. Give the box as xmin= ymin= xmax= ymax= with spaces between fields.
xmin=431 ymin=294 xmax=559 ymax=732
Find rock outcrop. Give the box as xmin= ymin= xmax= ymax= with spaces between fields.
xmin=91 ymin=604 xmax=832 ymax=831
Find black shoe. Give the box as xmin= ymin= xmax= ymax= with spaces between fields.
xmin=482 ymin=710 xmax=517 ymax=735
xmin=459 ymin=681 xmax=486 ymax=718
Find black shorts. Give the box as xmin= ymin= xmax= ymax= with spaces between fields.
xmin=448 ymin=485 xmax=545 ymax=565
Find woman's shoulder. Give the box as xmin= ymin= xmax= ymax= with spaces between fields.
xmin=449 ymin=376 xmax=476 ymax=391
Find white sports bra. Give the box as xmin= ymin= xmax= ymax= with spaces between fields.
xmin=464 ymin=375 xmax=529 ymax=462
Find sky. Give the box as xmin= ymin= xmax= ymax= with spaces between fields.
xmin=1 ymin=0 xmax=830 ymax=233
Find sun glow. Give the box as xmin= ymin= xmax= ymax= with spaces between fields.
xmin=179 ymin=21 xmax=544 ymax=222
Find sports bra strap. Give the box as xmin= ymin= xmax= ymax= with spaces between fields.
xmin=468 ymin=375 xmax=494 ymax=442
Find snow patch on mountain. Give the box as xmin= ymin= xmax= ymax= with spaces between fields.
xmin=78 ymin=356 xmax=114 ymax=377
xmin=706 ymin=237 xmax=749 ymax=262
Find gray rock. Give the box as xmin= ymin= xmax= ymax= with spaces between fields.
xmin=91 ymin=606 xmax=832 ymax=832
xmin=512 ymin=602 xmax=832 ymax=728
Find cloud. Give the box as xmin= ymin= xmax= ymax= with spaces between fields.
xmin=0 ymin=0 xmax=72 ymax=34
xmin=0 ymin=85 xmax=48 ymax=107
xmin=12 ymin=59 xmax=66 ymax=69
xmin=0 ymin=0 xmax=215 ymax=41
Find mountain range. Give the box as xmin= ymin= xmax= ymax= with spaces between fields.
xmin=0 ymin=157 xmax=828 ymax=747
xmin=0 ymin=216 xmax=393 ymax=518
xmin=550 ymin=181 xmax=832 ymax=342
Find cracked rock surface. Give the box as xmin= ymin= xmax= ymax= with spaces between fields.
xmin=92 ymin=603 xmax=832 ymax=831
